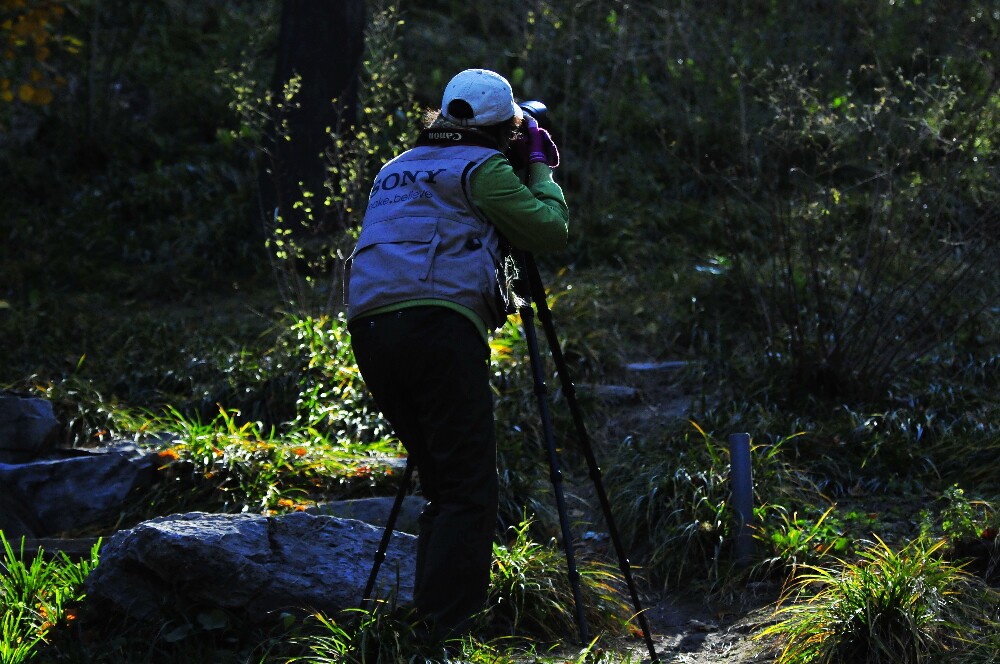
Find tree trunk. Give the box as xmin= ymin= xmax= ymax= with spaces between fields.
xmin=260 ymin=0 xmax=366 ymax=237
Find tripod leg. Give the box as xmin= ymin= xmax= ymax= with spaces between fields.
xmin=525 ymin=255 xmax=660 ymax=663
xmin=360 ymin=457 xmax=414 ymax=612
xmin=518 ymin=297 xmax=591 ymax=645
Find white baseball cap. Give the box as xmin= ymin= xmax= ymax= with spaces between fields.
xmin=441 ymin=69 xmax=523 ymax=127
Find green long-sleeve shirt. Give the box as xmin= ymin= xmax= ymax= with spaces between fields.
xmin=473 ymin=155 xmax=569 ymax=253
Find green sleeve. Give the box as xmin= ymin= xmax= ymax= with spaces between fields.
xmin=469 ymin=154 xmax=569 ymax=252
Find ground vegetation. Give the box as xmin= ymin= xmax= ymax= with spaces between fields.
xmin=0 ymin=1 xmax=997 ymax=662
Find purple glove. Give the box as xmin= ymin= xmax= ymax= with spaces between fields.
xmin=525 ymin=116 xmax=560 ymax=168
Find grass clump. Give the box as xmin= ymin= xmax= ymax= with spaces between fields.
xmin=756 ymin=536 xmax=985 ymax=664
xmin=286 ymin=516 xmax=635 ymax=663
xmin=0 ymin=534 xmax=100 ymax=664
xmin=482 ymin=518 xmax=631 ymax=642
xmin=604 ymin=420 xmax=817 ymax=589
xmin=136 ymin=404 xmax=403 ymax=519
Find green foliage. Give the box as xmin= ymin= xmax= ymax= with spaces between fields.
xmin=224 ymin=2 xmax=423 ymax=314
xmin=759 ymin=506 xmax=889 ymax=578
xmin=603 ymin=422 xmax=734 ymax=587
xmin=0 ymin=533 xmax=99 ymax=664
xmin=278 ymin=313 xmax=392 ymax=444
xmin=764 ymin=506 xmax=851 ymax=572
xmin=483 ymin=518 xmax=631 ymax=641
xmin=920 ymin=485 xmax=999 ymax=583
xmin=936 ymin=485 xmax=993 ymax=543
xmin=756 ymin=537 xmax=984 ymax=664
xmin=139 ymin=404 xmax=402 ymax=517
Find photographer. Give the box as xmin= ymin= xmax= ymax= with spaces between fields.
xmin=346 ymin=68 xmax=567 ymax=643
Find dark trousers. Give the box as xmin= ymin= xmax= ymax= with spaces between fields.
xmin=349 ymin=306 xmax=498 ymax=640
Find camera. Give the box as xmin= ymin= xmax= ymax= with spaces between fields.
xmin=507 ymin=99 xmax=557 ymax=169
xmin=519 ymin=100 xmax=549 ymax=129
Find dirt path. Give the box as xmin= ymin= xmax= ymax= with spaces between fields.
xmin=634 ymin=591 xmax=778 ymax=663
xmin=580 ymin=361 xmax=781 ymax=663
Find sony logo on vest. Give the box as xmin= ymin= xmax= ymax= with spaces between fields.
xmin=369 ymin=168 xmax=447 ymax=199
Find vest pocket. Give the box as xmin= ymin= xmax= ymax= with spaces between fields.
xmin=355 ymin=218 xmax=439 ymax=279
xmin=348 ymin=218 xmax=440 ymax=308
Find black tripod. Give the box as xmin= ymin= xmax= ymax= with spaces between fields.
xmin=361 ymin=254 xmax=659 ymax=663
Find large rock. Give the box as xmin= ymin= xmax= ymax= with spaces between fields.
xmin=0 ymin=443 xmax=160 ymax=537
xmin=0 ymin=485 xmax=46 ymax=539
xmin=0 ymin=393 xmax=59 ymax=460
xmin=309 ymin=495 xmax=425 ymax=534
xmin=84 ymin=511 xmax=416 ymax=625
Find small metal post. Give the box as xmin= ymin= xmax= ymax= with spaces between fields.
xmin=728 ymin=432 xmax=754 ymax=568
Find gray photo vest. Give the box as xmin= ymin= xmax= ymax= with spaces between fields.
xmin=346 ymin=140 xmax=511 ymax=330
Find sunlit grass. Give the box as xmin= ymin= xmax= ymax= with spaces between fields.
xmin=135 ymin=404 xmax=405 ymax=517
xmin=756 ymin=536 xmax=983 ymax=664
xmin=292 ymin=517 xmax=637 ymax=663
xmin=0 ymin=534 xmax=99 ymax=664
xmin=483 ymin=518 xmax=632 ymax=641
xmin=293 ymin=606 xmax=642 ymax=664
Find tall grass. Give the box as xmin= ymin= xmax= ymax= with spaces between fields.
xmin=483 ymin=518 xmax=631 ymax=641
xmin=756 ymin=537 xmax=984 ymax=664
xmin=0 ymin=534 xmax=100 ymax=664
xmin=289 ymin=516 xmax=634 ymax=663
xmin=604 ymin=421 xmax=818 ymax=588
xmin=136 ymin=403 xmax=403 ymax=518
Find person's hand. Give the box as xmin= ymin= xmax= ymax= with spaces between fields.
xmin=508 ymin=116 xmax=560 ymax=169
xmin=525 ymin=116 xmax=560 ymax=168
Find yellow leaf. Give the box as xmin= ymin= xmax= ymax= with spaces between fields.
xmin=32 ymin=85 xmax=52 ymax=104
xmin=158 ymin=448 xmax=180 ymax=461
xmin=17 ymin=82 xmax=32 ymax=101
xmin=688 ymin=419 xmax=708 ymax=439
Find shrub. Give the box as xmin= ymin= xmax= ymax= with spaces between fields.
xmin=695 ymin=53 xmax=999 ymax=407
xmin=756 ymin=537 xmax=980 ymax=664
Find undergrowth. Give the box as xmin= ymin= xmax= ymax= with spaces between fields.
xmin=0 ymin=1 xmax=997 ymax=662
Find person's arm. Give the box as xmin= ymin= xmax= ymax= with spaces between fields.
xmin=470 ymin=154 xmax=569 ymax=252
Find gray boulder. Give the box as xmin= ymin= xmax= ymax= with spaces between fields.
xmin=309 ymin=495 xmax=425 ymax=534
xmin=0 ymin=393 xmax=59 ymax=459
xmin=0 ymin=443 xmax=161 ymax=537
xmin=84 ymin=511 xmax=416 ymax=625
